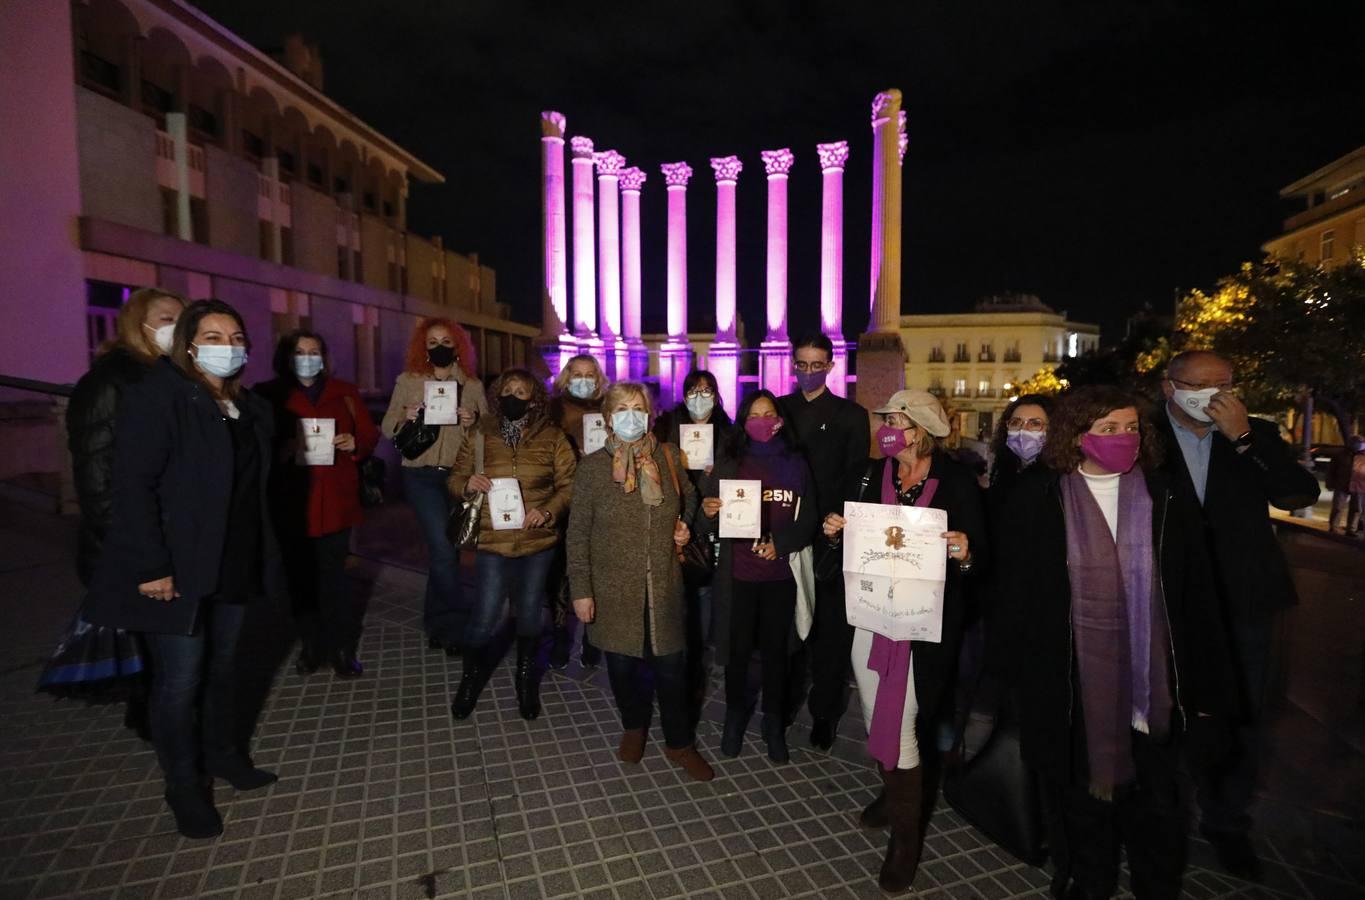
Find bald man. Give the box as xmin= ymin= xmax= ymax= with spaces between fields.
xmin=1156 ymin=350 xmax=1319 ymax=881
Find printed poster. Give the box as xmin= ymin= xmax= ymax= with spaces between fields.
xmin=841 ymin=501 xmax=948 ymax=642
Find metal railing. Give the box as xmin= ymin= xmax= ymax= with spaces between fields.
xmin=0 ymin=374 xmax=77 ymax=514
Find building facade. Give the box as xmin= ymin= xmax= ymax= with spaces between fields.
xmin=0 ymin=0 xmax=536 ymax=394
xmin=1263 ymin=144 xmax=1365 ymax=268
xmin=898 ymin=294 xmax=1099 ymax=438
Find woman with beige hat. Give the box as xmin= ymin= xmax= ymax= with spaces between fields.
xmin=822 ymin=388 xmax=988 ymax=893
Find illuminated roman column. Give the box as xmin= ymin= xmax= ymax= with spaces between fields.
xmin=619 ymin=166 xmax=649 ymax=379
xmin=569 ymin=136 xmax=599 ymax=344
xmin=759 ymin=148 xmax=794 ymax=395
xmin=595 ymin=149 xmax=626 ymax=377
xmin=659 ymin=161 xmax=694 ymax=404
xmin=857 ymin=89 xmax=908 ymax=409
xmin=817 ymin=140 xmax=849 ymax=396
xmin=537 ymin=111 xmax=574 ymax=376
xmin=709 ymin=154 xmax=743 ymax=414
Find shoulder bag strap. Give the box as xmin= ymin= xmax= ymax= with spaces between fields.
xmin=661 ymin=444 xmax=682 ymax=506
xmin=475 ymin=430 xmax=485 ymax=474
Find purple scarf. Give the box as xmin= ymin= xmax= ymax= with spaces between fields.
xmin=1059 ymin=468 xmax=1173 ymax=799
xmin=867 ymin=459 xmax=939 ymax=770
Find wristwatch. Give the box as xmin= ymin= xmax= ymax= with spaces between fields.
xmin=1232 ymin=430 xmax=1254 ymax=452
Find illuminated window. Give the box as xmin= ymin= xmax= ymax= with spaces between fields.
xmin=953 ymin=378 xmax=968 ymax=397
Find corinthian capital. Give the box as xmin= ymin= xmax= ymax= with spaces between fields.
xmin=540 ymin=111 xmax=567 ymax=140
xmin=660 ymin=162 xmax=693 ymax=187
xmin=816 ymin=141 xmax=849 ymax=171
xmin=594 ymin=149 xmax=626 ymax=176
xmin=569 ymin=136 xmax=595 ymax=160
xmin=761 ymin=148 xmax=794 ymax=177
xmin=897 ymin=111 xmax=908 ymax=163
xmin=710 ymin=155 xmax=743 ymax=183
xmin=619 ymin=166 xmax=647 ymax=192
xmin=871 ymin=89 xmax=902 ymax=124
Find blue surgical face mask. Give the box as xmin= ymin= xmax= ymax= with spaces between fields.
xmin=611 ymin=409 xmax=648 ymax=443
xmin=685 ymin=394 xmax=715 ymax=421
xmin=1005 ymin=429 xmax=1045 ymax=464
xmin=193 ymin=343 xmax=247 ymax=378
xmin=568 ymin=376 xmax=596 ymax=400
xmin=293 ymin=354 xmax=324 ymax=379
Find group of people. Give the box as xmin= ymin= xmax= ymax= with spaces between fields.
xmin=66 ymin=297 xmax=1320 ymax=900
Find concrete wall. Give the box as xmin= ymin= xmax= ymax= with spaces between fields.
xmin=205 ymin=144 xmax=260 ymax=259
xmin=378 ymin=309 xmax=417 ymax=389
xmin=309 ymin=294 xmax=356 ymax=382
xmin=291 ymin=182 xmax=337 ymax=278
xmin=446 ymin=252 xmax=480 ymax=311
xmin=0 ymin=1 xmax=89 ymax=384
xmin=358 ymin=214 xmax=391 ymax=293
xmin=404 ymin=235 xmax=439 ymax=304
xmin=211 ymin=277 xmax=274 ymax=385
xmin=74 ymin=87 xmax=161 ymax=237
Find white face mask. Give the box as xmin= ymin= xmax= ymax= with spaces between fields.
xmin=293 ymin=355 xmax=324 ymax=379
xmin=568 ymin=377 xmax=596 ymax=400
xmin=685 ymin=394 xmax=715 ymax=421
xmin=193 ymin=344 xmax=247 ymax=378
xmin=1170 ymin=382 xmax=1219 ymax=423
xmin=143 ymin=322 xmax=175 ymax=354
xmin=611 ymin=409 xmax=648 ymax=443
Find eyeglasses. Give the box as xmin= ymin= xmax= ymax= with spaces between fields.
xmin=685 ymin=389 xmax=715 ymax=400
xmin=1007 ymin=417 xmax=1047 ymax=432
xmin=793 ymin=361 xmax=830 ymax=373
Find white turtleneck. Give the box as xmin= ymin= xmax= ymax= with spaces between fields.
xmin=1080 ymin=468 xmax=1121 ymax=539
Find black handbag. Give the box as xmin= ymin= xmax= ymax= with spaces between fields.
xmin=814 ymin=463 xmax=875 ymax=582
xmin=941 ymin=677 xmax=1047 ymax=867
xmin=447 ymin=431 xmax=485 ymax=549
xmin=344 ymin=395 xmax=385 ymax=506
xmin=662 ymin=446 xmax=715 ymax=584
xmin=394 ymin=409 xmax=439 ymax=461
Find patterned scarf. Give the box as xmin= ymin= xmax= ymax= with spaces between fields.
xmin=1059 ymin=467 xmax=1173 ymax=800
xmin=500 ymin=414 xmax=528 ymax=449
xmin=607 ymin=433 xmax=663 ymax=507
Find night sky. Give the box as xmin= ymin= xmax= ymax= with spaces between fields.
xmin=191 ymin=0 xmax=1365 ymax=343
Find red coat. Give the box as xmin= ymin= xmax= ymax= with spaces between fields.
xmin=260 ymin=377 xmax=380 ymax=538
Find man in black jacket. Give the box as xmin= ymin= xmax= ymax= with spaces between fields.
xmin=1156 ymin=350 xmax=1320 ymax=880
xmin=777 ymin=334 xmax=871 ymax=749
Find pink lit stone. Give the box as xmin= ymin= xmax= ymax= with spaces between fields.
xmin=710 ymin=155 xmax=743 ymax=183
xmin=816 ymin=140 xmax=849 ymax=172
xmin=596 ymin=151 xmax=624 ymax=341
xmin=570 ymin=136 xmax=597 ymax=336
xmin=661 ymin=163 xmax=692 ymax=339
xmin=540 ymin=111 xmax=569 ymax=338
xmin=761 ymin=148 xmax=794 ymax=177
xmin=660 ymin=162 xmax=693 ymax=187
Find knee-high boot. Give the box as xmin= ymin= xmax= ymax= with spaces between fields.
xmin=451 ymin=648 xmax=489 ymax=720
xmin=515 ymin=636 xmax=542 ymax=720
xmin=879 ymin=765 xmax=924 ymax=893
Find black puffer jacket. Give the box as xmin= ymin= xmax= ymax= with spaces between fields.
xmin=66 ymin=346 xmax=155 ymax=585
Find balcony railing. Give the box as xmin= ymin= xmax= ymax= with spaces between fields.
xmin=154 ymin=130 xmax=206 ymax=198
xmin=977 ymin=352 xmax=995 ymax=363
xmin=1042 ymin=352 xmax=1061 ymax=363
xmin=1282 ymin=185 xmax=1365 ymax=233
xmin=953 ymin=351 xmax=970 ymax=363
xmin=977 ymin=388 xmax=996 ymax=398
xmin=928 ymin=386 xmax=945 ymax=397
xmin=951 ymin=388 xmax=970 ymax=398
xmin=1003 ymin=350 xmax=1022 ymax=363
xmin=928 ymin=350 xmax=945 ymax=363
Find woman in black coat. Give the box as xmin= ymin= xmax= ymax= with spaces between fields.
xmin=85 ymin=299 xmax=287 ymax=840
xmin=822 ymin=389 xmax=987 ymax=894
xmin=997 ymin=386 xmax=1235 ymax=900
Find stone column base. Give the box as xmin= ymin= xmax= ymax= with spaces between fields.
xmin=854 ymin=331 xmax=906 ymax=409
xmin=657 ymin=341 xmax=694 ymax=407
xmin=708 ymin=340 xmax=742 ymax=415
xmin=828 ymin=338 xmax=851 ymax=398
xmin=625 ymin=338 xmax=650 ymax=381
xmin=759 ymin=339 xmax=792 ymax=396
xmin=535 ymin=333 xmax=579 ymax=382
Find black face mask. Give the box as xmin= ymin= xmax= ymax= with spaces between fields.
xmin=428 ymin=345 xmax=457 ymax=368
xmin=500 ymin=395 xmax=530 ymax=421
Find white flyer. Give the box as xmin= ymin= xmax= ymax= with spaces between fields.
xmin=718 ymin=479 xmax=763 ymax=540
xmin=680 ymin=424 xmax=714 ymax=470
xmin=488 ymin=478 xmax=526 ymax=531
xmin=423 ymin=380 xmax=459 ymax=425
xmin=298 ymin=418 xmax=336 ymax=466
xmin=582 ymin=413 xmax=608 ymax=455
xmin=841 ymin=501 xmax=948 ymax=642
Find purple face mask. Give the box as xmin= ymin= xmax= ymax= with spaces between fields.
xmin=745 ymin=416 xmax=783 ymax=443
xmin=877 ymin=424 xmax=909 ymax=458
xmin=1079 ymin=432 xmax=1140 ymax=474
xmin=794 ymin=368 xmax=829 ymax=394
xmin=1006 ymin=430 xmax=1046 ymax=463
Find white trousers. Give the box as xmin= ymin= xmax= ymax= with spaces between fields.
xmin=852 ymin=627 xmax=921 ymax=769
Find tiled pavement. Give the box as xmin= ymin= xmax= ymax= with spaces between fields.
xmin=1 ymin=492 xmax=1363 ymax=899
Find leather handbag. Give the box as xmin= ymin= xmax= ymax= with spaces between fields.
xmin=343 ymin=395 xmax=385 ymax=506
xmin=394 ymin=409 xmax=439 ymax=461
xmin=941 ymin=676 xmax=1047 ymax=867
xmin=661 ymin=445 xmax=715 ymax=584
xmin=447 ymin=432 xmax=485 ymax=549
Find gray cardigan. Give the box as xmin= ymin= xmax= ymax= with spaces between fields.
xmin=565 ymin=443 xmax=698 ymax=658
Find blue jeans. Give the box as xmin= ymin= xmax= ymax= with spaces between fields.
xmin=145 ymin=602 xmax=246 ymax=787
xmin=402 ymin=466 xmax=466 ymax=645
xmin=466 ymin=548 xmax=555 ymax=649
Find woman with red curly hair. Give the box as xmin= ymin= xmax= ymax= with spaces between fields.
xmin=381 ymin=318 xmax=489 ymax=653
xmin=997 ymin=385 xmax=1236 ymax=900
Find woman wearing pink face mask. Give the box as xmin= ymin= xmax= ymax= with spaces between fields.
xmin=822 ymin=389 xmax=987 ymax=893
xmin=698 ymin=389 xmax=816 ymax=763
xmin=995 ymin=386 xmax=1235 ymax=900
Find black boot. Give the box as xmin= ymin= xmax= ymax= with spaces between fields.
xmin=515 ymin=637 xmax=542 ymax=720
xmin=720 ymin=704 xmax=751 ymax=758
xmin=879 ymin=765 xmax=924 ymax=892
xmin=809 ymin=717 xmax=836 ymax=751
xmin=548 ymin=626 xmax=571 ymax=670
xmin=123 ymin=692 xmax=152 ymax=742
xmin=451 ymin=649 xmax=487 ymax=720
xmin=164 ymin=780 xmax=223 ymax=839
xmin=860 ymin=764 xmax=889 ymax=829
xmin=294 ymin=643 xmax=322 ymax=675
xmin=206 ymin=754 xmax=278 ymax=791
xmin=762 ymin=713 xmax=789 ymax=763
xmin=332 ymin=649 xmax=363 ymax=679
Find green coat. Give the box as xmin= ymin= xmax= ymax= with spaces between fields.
xmin=565 ymin=443 xmax=697 ymax=657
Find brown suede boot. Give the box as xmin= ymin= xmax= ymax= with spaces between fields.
xmin=663 ymin=745 xmax=715 ymax=782
xmin=860 ymin=763 xmax=889 ymax=829
xmin=619 ymin=728 xmax=647 ymax=764
xmin=878 ymin=765 xmax=923 ymax=893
